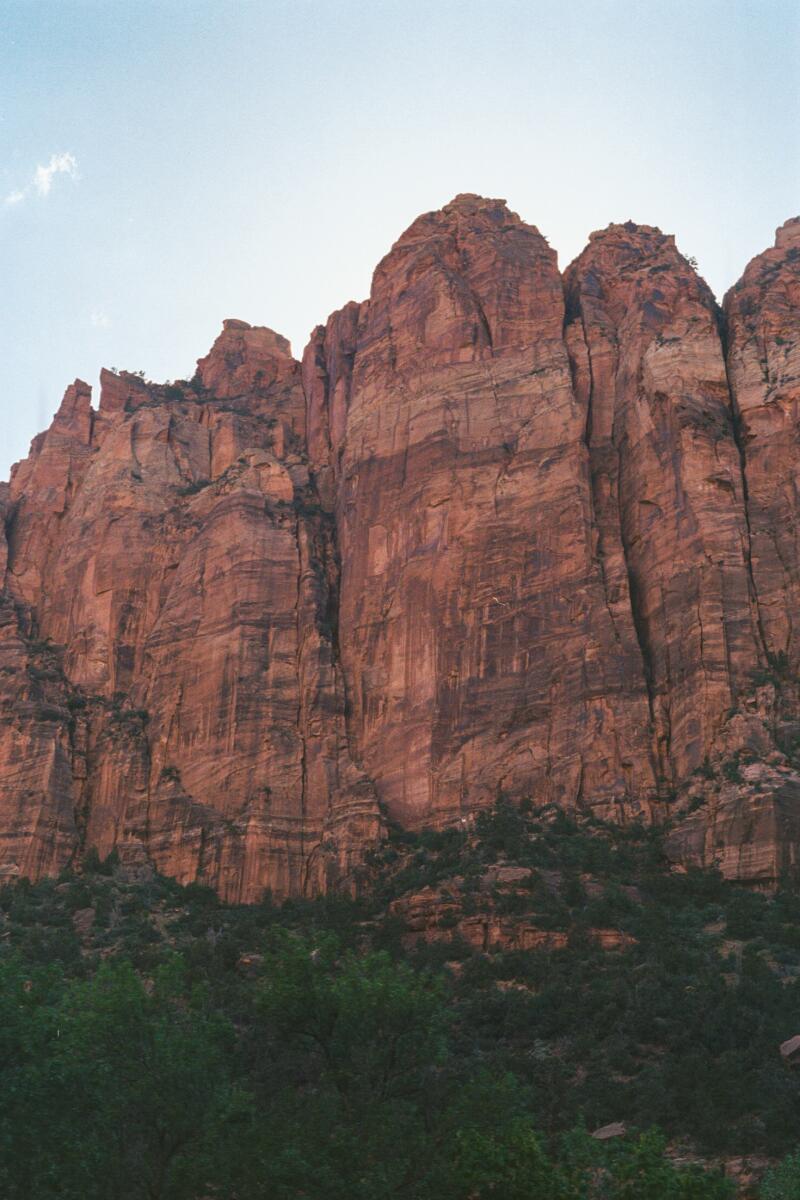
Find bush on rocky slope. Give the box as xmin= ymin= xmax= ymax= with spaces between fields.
xmin=3 ymin=804 xmax=800 ymax=1195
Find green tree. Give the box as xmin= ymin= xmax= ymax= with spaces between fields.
xmin=762 ymin=1152 xmax=800 ymax=1200
xmin=44 ymin=957 xmax=241 ymax=1200
xmin=599 ymin=1131 xmax=733 ymax=1200
xmin=443 ymin=1118 xmax=575 ymax=1199
xmin=249 ymin=934 xmax=451 ymax=1197
xmin=258 ymin=933 xmax=448 ymax=1108
xmin=0 ymin=956 xmax=69 ymax=1199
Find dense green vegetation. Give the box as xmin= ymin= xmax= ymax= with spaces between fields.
xmin=2 ymin=804 xmax=800 ymax=1196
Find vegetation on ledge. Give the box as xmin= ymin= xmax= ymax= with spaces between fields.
xmin=2 ymin=805 xmax=800 ymax=1197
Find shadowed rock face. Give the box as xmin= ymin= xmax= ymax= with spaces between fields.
xmin=2 ymin=197 xmax=800 ymax=897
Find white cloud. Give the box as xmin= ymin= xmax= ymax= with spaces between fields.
xmin=90 ymin=309 xmax=111 ymax=329
xmin=4 ymin=152 xmax=79 ymax=206
xmin=34 ymin=152 xmax=78 ymax=197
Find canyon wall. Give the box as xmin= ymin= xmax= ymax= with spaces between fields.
xmin=0 ymin=324 xmax=380 ymax=901
xmin=1 ymin=198 xmax=799 ymax=898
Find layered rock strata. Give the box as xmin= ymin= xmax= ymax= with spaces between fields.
xmin=724 ymin=219 xmax=800 ymax=672
xmin=304 ymin=197 xmax=658 ymax=830
xmin=1 ymin=197 xmax=799 ymax=896
xmin=563 ymin=224 xmax=763 ymax=786
xmin=0 ymin=324 xmax=381 ymax=901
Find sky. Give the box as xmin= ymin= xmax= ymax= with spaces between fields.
xmin=1 ymin=0 xmax=798 ymax=479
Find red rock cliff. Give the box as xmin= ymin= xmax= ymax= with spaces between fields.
xmin=2 ymin=197 xmax=799 ymax=897
xmin=305 ymin=196 xmax=657 ymax=830
xmin=563 ymin=223 xmax=762 ymax=784
xmin=0 ymin=326 xmax=380 ymax=900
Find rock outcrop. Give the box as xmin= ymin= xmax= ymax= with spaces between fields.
xmin=305 ymin=196 xmax=657 ymax=831
xmin=0 ymin=327 xmax=381 ymax=901
xmin=663 ymin=217 xmax=800 ymax=884
xmin=724 ymin=218 xmax=800 ymax=673
xmin=1 ymin=196 xmax=799 ymax=897
xmin=564 ymin=224 xmax=763 ymax=786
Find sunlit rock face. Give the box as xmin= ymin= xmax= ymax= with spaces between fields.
xmin=723 ymin=218 xmax=800 ymax=672
xmin=305 ymin=196 xmax=658 ymax=831
xmin=0 ymin=325 xmax=381 ymax=901
xmin=1 ymin=199 xmax=799 ymax=897
xmin=563 ymin=222 xmax=763 ymax=787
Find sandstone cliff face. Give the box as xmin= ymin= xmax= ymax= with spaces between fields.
xmin=305 ymin=196 xmax=657 ymax=831
xmin=0 ymin=326 xmax=381 ymax=901
xmin=724 ymin=219 xmax=800 ymax=672
xmin=1 ymin=197 xmax=799 ymax=897
xmin=564 ymin=225 xmax=763 ymax=785
xmin=664 ymin=217 xmax=800 ymax=884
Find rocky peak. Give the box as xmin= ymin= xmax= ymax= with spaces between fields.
xmin=362 ymin=193 xmax=560 ymax=372
xmin=9 ymin=379 xmax=94 ymax=503
xmin=54 ymin=379 xmax=93 ymax=427
xmin=395 ymin=193 xmax=526 ymax=246
xmin=446 ymin=191 xmax=513 ymax=213
xmin=587 ymin=219 xmax=673 ymax=244
xmin=195 ymin=319 xmax=297 ymax=399
xmin=566 ymin=221 xmax=716 ymax=327
xmin=98 ymin=368 xmax=152 ymax=416
xmin=725 ymin=216 xmax=800 ymax=310
xmin=775 ymin=216 xmax=800 ymax=250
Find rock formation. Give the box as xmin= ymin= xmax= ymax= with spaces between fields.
xmin=724 ymin=218 xmax=800 ymax=673
xmin=304 ymin=196 xmax=657 ymax=831
xmin=564 ymin=224 xmax=761 ymax=784
xmin=0 ymin=328 xmax=380 ymax=901
xmin=1 ymin=196 xmax=799 ymax=897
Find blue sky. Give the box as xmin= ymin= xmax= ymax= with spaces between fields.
xmin=1 ymin=0 xmax=798 ymax=478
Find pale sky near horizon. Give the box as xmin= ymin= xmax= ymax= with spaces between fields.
xmin=1 ymin=0 xmax=798 ymax=479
